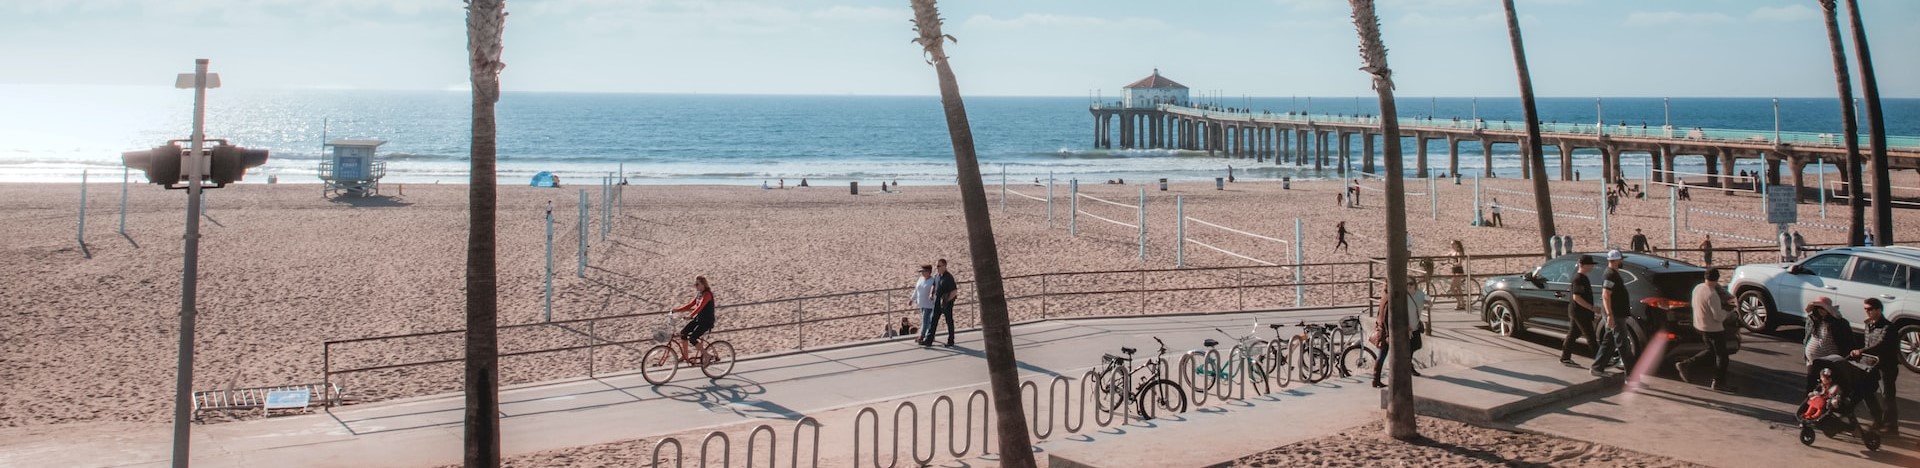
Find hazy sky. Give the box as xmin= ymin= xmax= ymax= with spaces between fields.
xmin=5 ymin=0 xmax=1916 ymax=97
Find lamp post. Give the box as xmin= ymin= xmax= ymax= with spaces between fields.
xmin=1596 ymin=98 xmax=1604 ymax=136
xmin=1773 ymin=98 xmax=1781 ymax=143
xmin=1663 ymin=97 xmax=1671 ymax=138
xmin=171 ymin=58 xmax=219 ymax=468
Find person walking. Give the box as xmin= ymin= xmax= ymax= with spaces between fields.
xmin=1372 ymin=277 xmax=1426 ymax=388
xmin=1561 ymin=255 xmax=1601 ymax=367
xmin=1699 ymin=235 xmax=1715 ymax=266
xmin=1444 ymin=240 xmax=1470 ymax=311
xmin=1675 ymin=269 xmax=1736 ymax=391
xmin=1849 ymin=298 xmax=1901 ymax=435
xmin=1335 ymin=221 xmax=1351 ymax=252
xmin=909 ymin=265 xmax=936 ymax=347
xmin=931 ymin=259 xmax=960 ymax=347
xmin=1591 ymin=250 xmax=1637 ymax=376
xmin=1630 ymin=229 xmax=1651 ymax=253
xmin=1802 ymin=297 xmax=1855 ymax=393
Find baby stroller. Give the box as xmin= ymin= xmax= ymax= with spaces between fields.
xmin=1797 ymin=355 xmax=1884 ymax=451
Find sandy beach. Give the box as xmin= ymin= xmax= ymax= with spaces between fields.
xmin=1 ymin=173 xmax=1913 ymax=431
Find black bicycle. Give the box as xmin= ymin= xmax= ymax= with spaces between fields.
xmin=1094 ymin=337 xmax=1187 ymax=420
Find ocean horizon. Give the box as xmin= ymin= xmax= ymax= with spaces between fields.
xmin=4 ymin=84 xmax=1916 ymax=185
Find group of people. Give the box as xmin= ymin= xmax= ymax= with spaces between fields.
xmin=1802 ymin=296 xmax=1904 ymax=436
xmin=906 ymin=260 xmax=960 ymax=347
xmin=1556 ymin=251 xmax=1681 ymax=383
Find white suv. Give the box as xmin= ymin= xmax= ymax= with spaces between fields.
xmin=1728 ymin=246 xmax=1920 ymax=373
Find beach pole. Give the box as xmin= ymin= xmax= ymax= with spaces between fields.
xmin=546 ymin=201 xmax=554 ymax=322
xmin=1429 ymin=174 xmax=1437 ymax=220
xmin=171 ymin=59 xmax=212 ymax=468
xmin=1817 ymin=159 xmax=1827 ymax=219
xmin=1046 ymin=171 xmax=1055 ymax=228
xmin=1473 ymin=174 xmax=1483 ymax=226
xmin=78 ymin=170 xmax=87 ymax=249
xmin=1070 ymin=179 xmax=1078 ymax=237
xmin=1669 ymin=185 xmax=1678 ymax=250
xmin=1138 ymin=188 xmax=1147 ymax=262
xmin=1000 ymin=164 xmax=1006 ymax=211
xmin=1599 ymin=170 xmax=1610 ymax=248
xmin=578 ymin=189 xmax=588 ymax=277
xmin=1175 ymin=195 xmax=1185 ymax=268
xmin=119 ymin=167 xmax=128 ymax=235
xmin=601 ymin=173 xmax=611 ymax=241
xmin=1293 ymin=218 xmax=1304 ymax=307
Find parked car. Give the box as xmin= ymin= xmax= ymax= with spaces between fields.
xmin=1728 ymin=246 xmax=1920 ymax=373
xmin=1479 ymin=252 xmax=1707 ymax=365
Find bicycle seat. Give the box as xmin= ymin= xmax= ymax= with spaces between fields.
xmin=1121 ymin=347 xmax=1137 ymax=355
xmin=1203 ymin=339 xmax=1219 ymax=348
xmin=1269 ymin=323 xmax=1284 ymax=330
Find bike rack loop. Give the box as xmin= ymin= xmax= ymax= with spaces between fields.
xmin=651 ymin=438 xmax=683 ymax=468
xmin=746 ymin=425 xmax=776 ymax=468
xmin=701 ymin=431 xmax=731 ymax=468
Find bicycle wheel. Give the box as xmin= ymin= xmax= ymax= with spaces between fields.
xmin=1095 ymin=368 xmax=1128 ymax=416
xmin=1247 ymin=340 xmax=1275 ymax=382
xmin=1271 ymin=340 xmax=1294 ymax=387
xmin=1339 ymin=345 xmax=1377 ymax=379
xmin=1135 ymin=379 xmax=1187 ymax=420
xmin=699 ymin=340 xmax=736 ymax=379
xmin=640 ymin=344 xmax=679 ymax=385
xmin=1300 ymin=348 xmax=1332 ymax=384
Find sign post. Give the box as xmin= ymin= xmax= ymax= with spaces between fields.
xmin=1767 ymin=184 xmax=1797 ymax=261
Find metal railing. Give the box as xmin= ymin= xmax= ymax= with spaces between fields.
xmin=320 ymin=262 xmax=1379 ymax=405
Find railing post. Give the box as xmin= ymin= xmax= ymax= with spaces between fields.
xmin=1040 ymin=275 xmax=1049 ymax=319
xmin=587 ymin=319 xmax=596 ymax=378
xmin=1236 ymin=272 xmax=1245 ymax=311
xmin=321 ymin=343 xmax=331 ymax=408
xmin=796 ymin=299 xmax=806 ymax=350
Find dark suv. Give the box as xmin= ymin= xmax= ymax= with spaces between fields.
xmin=1479 ymin=252 xmax=1708 ymax=364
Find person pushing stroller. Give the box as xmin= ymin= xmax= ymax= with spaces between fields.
xmin=1800 ymin=354 xmax=1887 ymax=451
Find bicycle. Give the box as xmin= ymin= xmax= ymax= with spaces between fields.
xmin=1184 ymin=322 xmax=1275 ymax=395
xmin=639 ymin=315 xmax=737 ymax=385
xmin=1094 ymin=337 xmax=1187 ymax=420
xmin=1283 ymin=316 xmax=1373 ymax=384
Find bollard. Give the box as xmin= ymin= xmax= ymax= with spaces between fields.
xmin=578 ymin=189 xmax=588 ymax=277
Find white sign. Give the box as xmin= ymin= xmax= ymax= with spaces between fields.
xmin=264 ymin=389 xmax=311 ymax=409
xmin=1766 ymin=185 xmax=1797 ymax=225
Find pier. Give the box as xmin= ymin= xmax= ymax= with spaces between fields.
xmin=1090 ymin=103 xmax=1920 ymax=199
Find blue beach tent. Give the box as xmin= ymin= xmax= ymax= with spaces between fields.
xmin=531 ymin=171 xmax=560 ymax=187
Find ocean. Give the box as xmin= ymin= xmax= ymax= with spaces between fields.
xmin=2 ymin=84 xmax=1915 ymax=185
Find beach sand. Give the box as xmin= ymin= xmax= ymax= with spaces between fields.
xmin=1 ymin=173 xmax=1912 ymax=430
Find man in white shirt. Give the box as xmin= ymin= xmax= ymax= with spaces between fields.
xmin=910 ymin=265 xmax=936 ymax=347
xmin=1676 ymin=269 xmax=1735 ymax=391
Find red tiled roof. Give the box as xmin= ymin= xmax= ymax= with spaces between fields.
xmin=1124 ymin=69 xmax=1187 ymax=89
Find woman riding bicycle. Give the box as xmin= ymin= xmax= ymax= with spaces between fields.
xmin=672 ymin=276 xmax=717 ymax=361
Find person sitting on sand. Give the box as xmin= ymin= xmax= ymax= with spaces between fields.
xmin=670 ymin=276 xmax=718 ymax=362
xmin=799 ymin=178 xmax=809 ymax=187
xmin=762 ymin=180 xmax=771 ymax=190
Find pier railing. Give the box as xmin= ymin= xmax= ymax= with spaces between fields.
xmin=319 ymin=261 xmax=1378 ymax=404
xmin=1158 ymin=105 xmax=1920 ymax=151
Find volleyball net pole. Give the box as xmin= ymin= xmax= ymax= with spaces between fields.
xmin=1175 ymin=195 xmax=1185 ymax=267
xmin=1599 ymin=167 xmax=1610 ymax=248
xmin=1070 ymin=179 xmax=1078 ymax=237
xmin=1669 ymin=184 xmax=1679 ymax=250
xmin=1047 ymin=171 xmax=1055 ymax=228
xmin=1294 ymin=218 xmax=1304 ymax=307
xmin=1138 ymin=188 xmax=1147 ymax=262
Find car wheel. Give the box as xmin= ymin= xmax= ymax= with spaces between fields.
xmin=1487 ymin=298 xmax=1522 ymax=337
xmin=1735 ymin=288 xmax=1778 ymax=333
xmin=1898 ymin=322 xmax=1920 ymax=375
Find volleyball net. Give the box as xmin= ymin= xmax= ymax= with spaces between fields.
xmin=1828 ymin=180 xmax=1920 ymax=208
xmin=1180 ymin=215 xmax=1289 ymax=267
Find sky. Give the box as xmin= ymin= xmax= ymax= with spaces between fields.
xmin=3 ymin=0 xmax=1917 ymax=98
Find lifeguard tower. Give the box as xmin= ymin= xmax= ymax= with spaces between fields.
xmin=318 ymin=139 xmax=387 ymax=198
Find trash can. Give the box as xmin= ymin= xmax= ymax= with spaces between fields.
xmin=1159 ymin=178 xmax=1168 ymax=191
xmin=850 ymin=181 xmax=858 ymax=195
xmin=1215 ymin=177 xmax=1224 ymax=190
xmin=1282 ymin=176 xmax=1291 ymax=190
xmin=1453 ymin=173 xmax=1462 ymax=185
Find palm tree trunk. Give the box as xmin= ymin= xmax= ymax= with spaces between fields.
xmin=1502 ymin=0 xmax=1555 ymax=258
xmin=1820 ymin=0 xmax=1865 ymax=245
xmin=908 ymin=1 xmax=1035 ymax=465
xmin=464 ymin=0 xmax=506 ymax=466
xmin=1347 ymin=0 xmax=1417 ymax=441
xmin=1843 ymin=0 xmax=1891 ymax=243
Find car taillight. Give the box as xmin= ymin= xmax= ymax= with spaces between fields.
xmin=1641 ymin=297 xmax=1688 ymax=310
xmin=1666 ymin=332 xmax=1677 ymax=340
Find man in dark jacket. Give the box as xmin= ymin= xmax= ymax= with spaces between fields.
xmin=1850 ymin=298 xmax=1900 ymax=435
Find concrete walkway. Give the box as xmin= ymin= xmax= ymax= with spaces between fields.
xmin=1 ymin=307 xmax=1375 ymax=467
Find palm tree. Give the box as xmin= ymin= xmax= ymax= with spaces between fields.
xmin=1347 ymin=0 xmax=1417 ymax=440
xmin=1843 ymin=0 xmax=1891 ymax=243
xmin=908 ymin=1 xmax=1036 ymax=465
xmin=1819 ymin=0 xmax=1865 ymax=245
xmin=463 ymin=0 xmax=507 ymax=466
xmin=1501 ymin=0 xmax=1556 ymax=258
